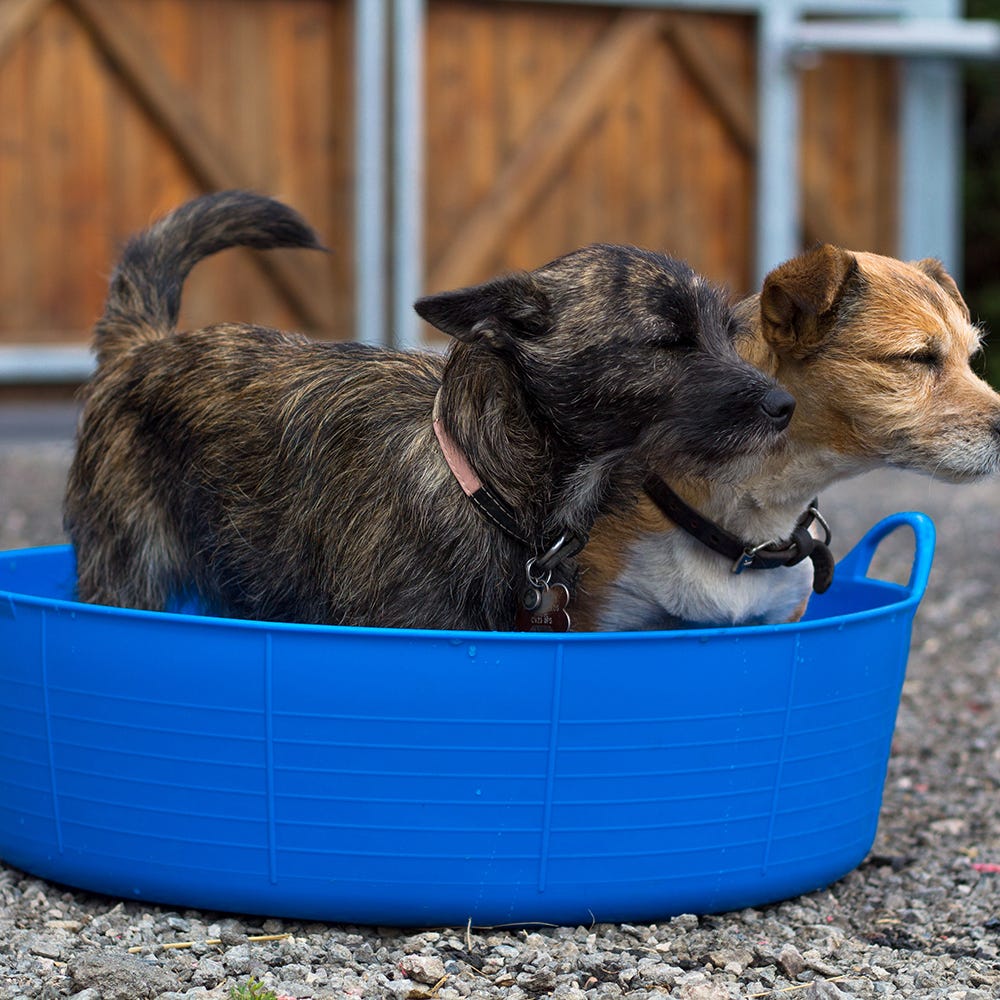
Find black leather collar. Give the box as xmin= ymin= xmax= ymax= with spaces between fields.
xmin=643 ymin=474 xmax=835 ymax=594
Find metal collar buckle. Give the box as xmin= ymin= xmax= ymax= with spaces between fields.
xmin=527 ymin=532 xmax=582 ymax=585
xmin=731 ymin=540 xmax=773 ymax=575
xmin=807 ymin=504 xmax=832 ymax=546
xmin=730 ymin=503 xmax=833 ymax=575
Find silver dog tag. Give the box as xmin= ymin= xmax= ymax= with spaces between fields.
xmin=515 ymin=583 xmax=571 ymax=632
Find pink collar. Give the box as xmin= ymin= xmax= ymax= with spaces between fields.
xmin=431 ymin=389 xmax=586 ymax=633
xmin=432 ymin=391 xmax=483 ymax=498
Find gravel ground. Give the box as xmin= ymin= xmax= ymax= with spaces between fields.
xmin=0 ymin=409 xmax=998 ymax=1000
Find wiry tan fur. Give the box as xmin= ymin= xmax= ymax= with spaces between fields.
xmin=574 ymin=244 xmax=1000 ymax=631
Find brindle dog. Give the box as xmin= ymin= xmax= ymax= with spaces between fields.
xmin=65 ymin=190 xmax=794 ymax=630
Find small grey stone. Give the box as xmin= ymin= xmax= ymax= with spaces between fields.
xmin=670 ymin=914 xmax=700 ymax=931
xmin=217 ymin=920 xmax=244 ymax=947
xmin=805 ymin=981 xmax=852 ymax=999
xmin=676 ymin=982 xmax=738 ymax=1000
xmin=709 ymin=948 xmax=754 ymax=975
xmin=676 ymin=970 xmax=709 ymax=987
xmin=802 ymin=949 xmax=844 ymax=978
xmin=384 ymin=978 xmax=416 ymax=1000
xmin=777 ymin=943 xmax=806 ymax=979
xmin=757 ymin=965 xmax=778 ymax=987
xmin=68 ymin=950 xmax=174 ymax=1000
xmin=399 ymin=953 xmax=447 ymax=985
xmin=517 ymin=966 xmax=557 ymax=992
xmin=326 ymin=942 xmax=353 ymax=964
xmin=648 ymin=962 xmax=685 ymax=987
xmin=30 ymin=938 xmax=64 ymax=960
xmin=222 ymin=943 xmax=253 ymax=976
xmin=273 ymin=983 xmax=315 ymax=999
xmin=190 ymin=957 xmax=226 ymax=989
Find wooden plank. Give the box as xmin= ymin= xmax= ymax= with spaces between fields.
xmin=496 ymin=5 xmax=613 ymax=272
xmin=428 ymin=9 xmax=665 ymax=293
xmin=63 ymin=0 xmax=333 ymax=332
xmin=32 ymin=3 xmax=75 ymax=335
xmin=662 ymin=15 xmax=755 ymax=158
xmin=60 ymin=0 xmax=113 ymax=324
xmin=670 ymin=16 xmax=752 ymax=290
xmin=105 ymin=1 xmax=197 ymax=268
xmin=800 ymin=51 xmax=896 ymax=250
xmin=0 ymin=0 xmax=34 ymax=332
xmin=661 ymin=13 xmax=841 ymax=258
xmin=873 ymin=60 xmax=899 ymax=255
xmin=1 ymin=0 xmax=120 ymax=341
xmin=425 ymin=3 xmax=503 ymax=269
xmin=266 ymin=0 xmax=353 ymax=336
xmin=624 ymin=21 xmax=677 ymax=255
xmin=0 ymin=0 xmax=49 ymax=67
xmin=660 ymin=12 xmax=751 ymax=269
xmin=595 ymin=60 xmax=632 ymax=248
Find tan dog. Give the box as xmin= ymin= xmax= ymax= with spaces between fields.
xmin=575 ymin=244 xmax=1000 ymax=630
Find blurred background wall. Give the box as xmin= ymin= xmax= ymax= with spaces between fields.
xmin=0 ymin=0 xmax=996 ymax=396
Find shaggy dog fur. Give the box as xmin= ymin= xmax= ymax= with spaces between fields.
xmin=65 ymin=190 xmax=795 ymax=630
xmin=575 ymin=244 xmax=1000 ymax=630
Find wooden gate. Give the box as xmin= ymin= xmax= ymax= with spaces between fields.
xmin=425 ymin=1 xmax=898 ymax=298
xmin=0 ymin=0 xmax=352 ymax=346
xmin=0 ymin=0 xmax=898 ymax=358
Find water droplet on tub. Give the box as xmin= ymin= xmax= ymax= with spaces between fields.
xmin=467 ymin=645 xmax=476 ymax=658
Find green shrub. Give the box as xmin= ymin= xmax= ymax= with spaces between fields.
xmin=229 ymin=979 xmax=279 ymax=1000
xmin=964 ymin=0 xmax=1000 ymax=384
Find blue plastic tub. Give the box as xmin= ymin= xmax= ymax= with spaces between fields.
xmin=0 ymin=512 xmax=933 ymax=926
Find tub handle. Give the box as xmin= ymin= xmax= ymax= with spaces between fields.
xmin=836 ymin=511 xmax=936 ymax=600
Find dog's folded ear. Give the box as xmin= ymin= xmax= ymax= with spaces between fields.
xmin=760 ymin=244 xmax=858 ymax=357
xmin=911 ymin=258 xmax=972 ymax=321
xmin=415 ymin=273 xmax=549 ymax=348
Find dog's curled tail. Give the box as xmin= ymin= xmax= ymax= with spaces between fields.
xmin=94 ymin=189 xmax=325 ymax=367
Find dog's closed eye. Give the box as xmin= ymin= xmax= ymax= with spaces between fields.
xmin=649 ymin=334 xmax=694 ymax=353
xmin=879 ymin=337 xmax=944 ymax=369
xmin=901 ymin=348 xmax=942 ymax=368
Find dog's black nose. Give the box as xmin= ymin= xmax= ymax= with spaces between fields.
xmin=760 ymin=387 xmax=796 ymax=429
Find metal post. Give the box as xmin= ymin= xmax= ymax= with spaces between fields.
xmin=0 ymin=346 xmax=93 ymax=384
xmin=899 ymin=0 xmax=963 ymax=276
xmin=755 ymin=1 xmax=802 ymax=287
xmin=354 ymin=0 xmax=388 ymax=346
xmin=393 ymin=0 xmax=425 ymax=350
